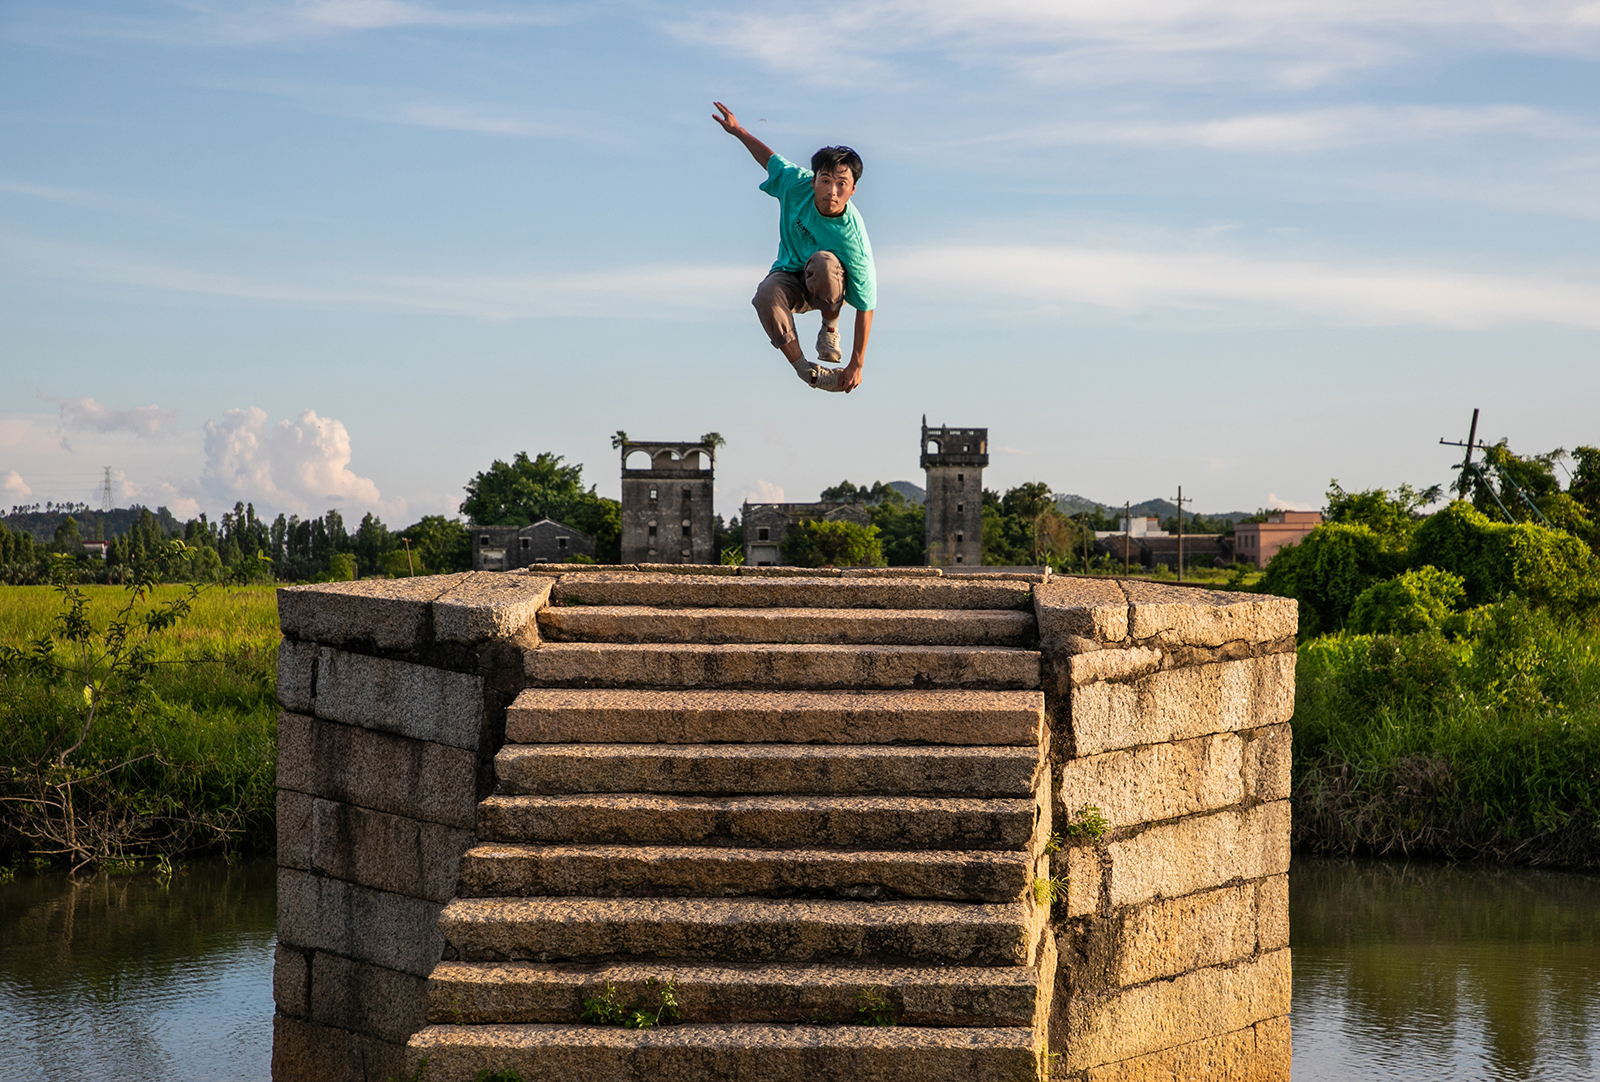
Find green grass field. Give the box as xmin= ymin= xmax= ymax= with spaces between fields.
xmin=1 ymin=584 xmax=281 ymax=862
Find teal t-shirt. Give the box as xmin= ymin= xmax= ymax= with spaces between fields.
xmin=760 ymin=154 xmax=877 ymax=312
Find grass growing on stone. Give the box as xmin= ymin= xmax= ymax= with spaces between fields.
xmin=0 ymin=584 xmax=281 ymax=861
xmin=1292 ymin=599 xmax=1600 ymax=868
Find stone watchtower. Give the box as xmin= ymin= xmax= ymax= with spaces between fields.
xmin=922 ymin=416 xmax=987 ymax=567
xmin=619 ymin=439 xmax=717 ymax=564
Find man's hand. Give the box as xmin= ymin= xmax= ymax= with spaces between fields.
xmin=714 ymin=101 xmax=774 ymax=168
xmin=838 ymin=359 xmax=864 ymax=394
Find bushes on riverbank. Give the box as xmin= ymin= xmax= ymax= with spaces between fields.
xmin=1292 ymin=599 xmax=1600 ymax=868
xmin=0 ymin=581 xmax=279 ymax=864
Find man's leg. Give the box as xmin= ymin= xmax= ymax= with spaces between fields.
xmin=752 ymin=270 xmax=812 ymax=365
xmin=803 ymin=252 xmax=847 ymax=364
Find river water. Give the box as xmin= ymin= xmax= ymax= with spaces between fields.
xmin=1 ymin=857 xmax=1597 ymax=1080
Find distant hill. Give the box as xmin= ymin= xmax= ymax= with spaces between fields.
xmin=3 ymin=505 xmax=184 ymax=542
xmin=887 ymin=480 xmax=925 ymax=505
xmin=1054 ymin=493 xmax=1257 ymax=524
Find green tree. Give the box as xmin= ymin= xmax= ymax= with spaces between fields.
xmin=1325 ymin=480 xmax=1440 ymax=539
xmin=460 ymin=452 xmax=621 ymax=562
xmin=1409 ymin=500 xmax=1600 ymax=620
xmin=1258 ymin=522 xmax=1397 ymax=637
xmin=354 ymin=512 xmax=393 ymax=573
xmin=400 ymin=516 xmax=472 ymax=573
xmin=53 ymin=515 xmax=82 ymax=550
xmin=780 ymin=520 xmax=886 ymax=568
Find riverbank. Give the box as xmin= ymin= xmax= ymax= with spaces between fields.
xmin=1291 ymin=600 xmax=1600 ymax=868
xmin=0 ymin=585 xmax=280 ymax=863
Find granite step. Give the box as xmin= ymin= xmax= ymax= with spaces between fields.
xmin=426 ymin=960 xmax=1042 ymax=1027
xmin=537 ymin=606 xmax=1038 ymax=646
xmin=523 ymin=642 xmax=1041 ymax=691
xmin=406 ymin=1022 xmax=1040 ymax=1082
xmin=493 ymin=743 xmax=1042 ymax=797
xmin=476 ymin=794 xmax=1040 ymax=851
xmin=438 ymin=896 xmax=1043 ymax=967
xmin=505 ymin=688 xmax=1046 ymax=746
xmin=549 ymin=572 xmax=1035 ymax=611
xmin=457 ymin=843 xmax=1034 ymax=902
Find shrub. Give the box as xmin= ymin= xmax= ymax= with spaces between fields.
xmin=1258 ymin=522 xmax=1399 ymax=636
xmin=1410 ymin=501 xmax=1600 ymax=621
xmin=1348 ymin=566 xmax=1466 ymax=635
xmin=780 ymin=520 xmax=886 ymax=568
xmin=326 ymin=553 xmax=357 ymax=581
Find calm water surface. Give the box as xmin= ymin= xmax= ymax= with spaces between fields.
xmin=0 ymin=857 xmax=275 ymax=1081
xmin=2 ymin=856 xmax=1597 ymax=1080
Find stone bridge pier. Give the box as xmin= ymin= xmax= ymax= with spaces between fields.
xmin=269 ymin=568 xmax=1295 ymax=1082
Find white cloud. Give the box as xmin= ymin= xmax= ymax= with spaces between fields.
xmin=1013 ymin=105 xmax=1578 ymax=152
xmin=1267 ymin=492 xmax=1317 ymax=512
xmin=201 ymin=407 xmax=392 ymax=517
xmin=672 ymin=1 xmax=1600 ymax=88
xmin=3 ymin=471 xmax=32 ymax=502
xmin=747 ymin=480 xmax=785 ymax=503
xmin=51 ymin=396 xmax=180 ymax=439
xmin=1 ymin=233 xmax=757 ymax=320
xmin=881 ymin=243 xmax=1600 ymax=328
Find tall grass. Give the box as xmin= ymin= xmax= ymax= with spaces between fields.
xmin=1 ymin=585 xmax=281 ymax=861
xmin=1293 ymin=599 xmax=1600 ymax=867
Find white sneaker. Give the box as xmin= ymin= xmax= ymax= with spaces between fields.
xmin=790 ymin=357 xmax=844 ymax=392
xmin=816 ymin=323 xmax=842 ymax=364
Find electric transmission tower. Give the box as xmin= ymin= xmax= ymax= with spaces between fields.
xmin=101 ymin=467 xmax=114 ymax=514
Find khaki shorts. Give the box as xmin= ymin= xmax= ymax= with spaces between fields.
xmin=752 ymin=250 xmax=846 ymax=348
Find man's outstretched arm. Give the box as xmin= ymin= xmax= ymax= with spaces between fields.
xmin=839 ymin=308 xmax=873 ymax=394
xmin=713 ymin=102 xmax=774 ymax=168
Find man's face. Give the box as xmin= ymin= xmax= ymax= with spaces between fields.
xmin=812 ymin=167 xmax=856 ymax=217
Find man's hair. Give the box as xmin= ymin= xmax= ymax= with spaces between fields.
xmin=811 ymin=146 xmax=863 ymax=183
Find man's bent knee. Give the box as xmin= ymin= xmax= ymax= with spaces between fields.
xmin=804 ymin=251 xmax=846 ymax=310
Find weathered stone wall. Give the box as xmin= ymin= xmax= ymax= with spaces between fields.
xmin=270 ymin=573 xmax=553 ymax=1082
xmin=1036 ymin=577 xmax=1297 ymax=1082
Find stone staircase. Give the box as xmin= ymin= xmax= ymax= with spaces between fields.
xmin=406 ymin=573 xmax=1054 ymax=1081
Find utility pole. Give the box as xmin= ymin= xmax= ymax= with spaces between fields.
xmin=403 ymin=537 xmax=415 ymax=577
xmin=1174 ymin=486 xmax=1192 ymax=582
xmin=1439 ymin=407 xmax=1516 ymax=522
xmin=1123 ymin=501 xmax=1131 ymax=577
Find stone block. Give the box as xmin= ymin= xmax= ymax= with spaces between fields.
xmin=307 ymin=950 xmax=430 ymax=1044
xmin=306 ymin=797 xmax=475 ymax=903
xmin=1059 ymin=733 xmax=1243 ymax=828
xmin=1083 ymin=1015 xmax=1290 ymax=1082
xmin=1034 ymin=579 xmax=1128 ymax=644
xmin=1105 ymin=803 xmax=1291 ymax=910
xmin=434 ymin=573 xmax=552 ymax=645
xmin=1111 ymin=882 xmax=1260 ymax=986
xmin=273 ymin=945 xmax=309 ymax=1018
xmin=277 ymin=574 xmax=470 ymax=653
xmin=313 ymin=647 xmax=485 ymax=751
xmin=276 ymin=869 xmax=446 ymax=978
xmin=1056 ymin=948 xmax=1291 ymax=1070
xmin=1066 ymin=646 xmax=1162 ymax=686
xmin=1121 ymin=581 xmax=1298 ymax=648
xmin=277 ymin=638 xmax=315 ymax=712
xmin=1255 ymin=874 xmax=1289 ymax=953
xmin=277 ymin=789 xmax=314 ymax=870
xmin=1242 ymin=724 xmax=1293 ymax=804
xmin=1070 ymin=653 xmax=1296 ymax=757
xmin=277 ymin=712 xmax=479 ymax=830
xmin=272 ymin=1013 xmax=407 ymax=1082
xmin=550 ymin=573 xmax=1034 ymax=610
xmin=1062 ymin=847 xmax=1100 ymax=918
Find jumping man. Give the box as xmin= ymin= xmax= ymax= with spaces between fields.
xmin=714 ymin=102 xmax=876 ymax=394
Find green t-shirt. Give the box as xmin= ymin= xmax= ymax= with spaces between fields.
xmin=760 ymin=154 xmax=877 ymax=312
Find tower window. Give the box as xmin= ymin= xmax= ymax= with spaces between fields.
xmin=480 ymin=535 xmax=490 ymax=546
xmin=649 ymin=487 xmax=658 ymax=500
xmin=956 ymin=532 xmax=964 ymax=543
xmin=682 ymin=524 xmax=691 ymax=537
xmin=682 ymin=488 xmax=691 ymax=500
xmin=648 ymin=524 xmax=657 ymax=537
xmin=757 ymin=527 xmax=770 ymax=541
xmin=956 ymin=503 xmax=963 ymax=513
xmin=956 ymin=554 xmax=964 ymax=563
xmin=957 ymin=473 xmax=964 ymax=482
xmin=520 ymin=538 xmax=530 ymax=549
xmin=557 ymin=537 xmax=568 ymax=550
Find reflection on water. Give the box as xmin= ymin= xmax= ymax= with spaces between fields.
xmin=2 ymin=856 xmax=1597 ymax=1080
xmin=1293 ymin=858 xmax=1600 ymax=1081
xmin=0 ymin=857 xmax=275 ymax=1082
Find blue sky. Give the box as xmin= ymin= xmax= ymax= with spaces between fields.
xmin=3 ymin=0 xmax=1598 ymax=524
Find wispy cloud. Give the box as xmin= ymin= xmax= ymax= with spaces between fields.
xmin=49 ymin=395 xmax=181 ymax=439
xmin=1000 ymin=105 xmax=1582 ymax=152
xmin=671 ymin=1 xmax=1600 ymax=88
xmin=881 ymin=243 xmax=1600 ymax=328
xmin=1 ymin=233 xmax=758 ymax=320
